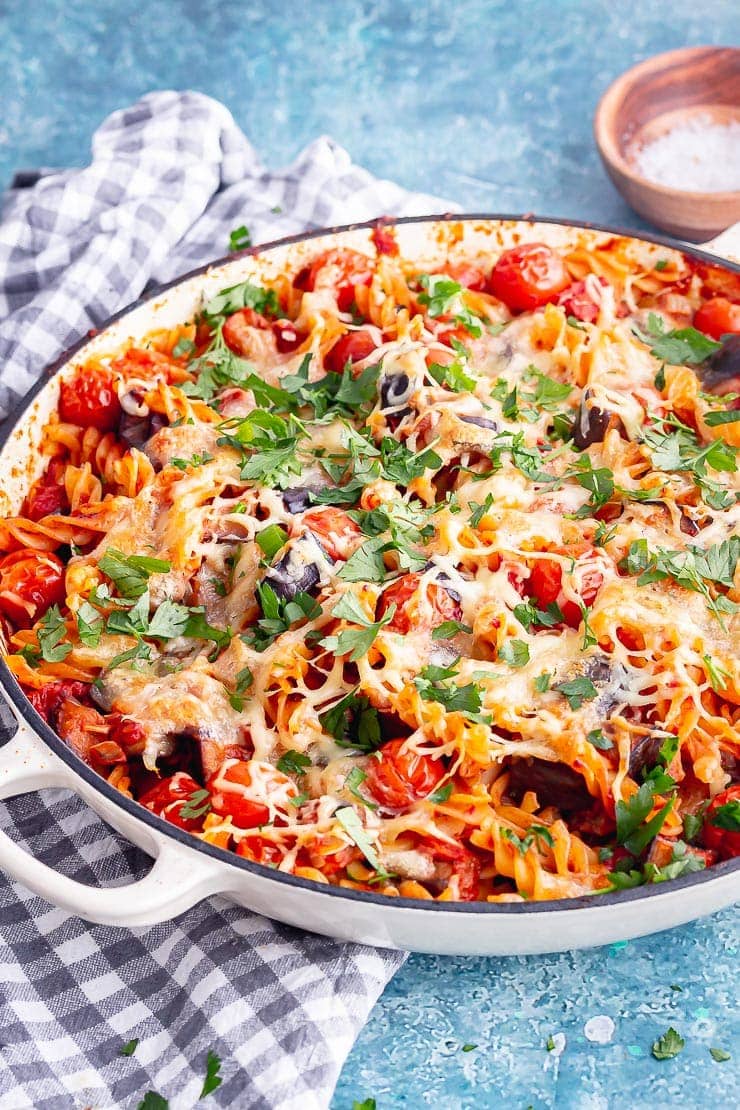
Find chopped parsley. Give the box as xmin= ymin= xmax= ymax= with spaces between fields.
xmin=417 ymin=273 xmax=483 ymax=337
xmin=554 ymin=676 xmax=598 ymax=710
xmin=179 ymin=789 xmax=211 ymax=821
xmin=432 ymin=619 xmax=472 ymax=640
xmin=635 ymin=312 xmax=720 ymax=365
xmin=276 ymin=750 xmax=312 ymax=776
xmin=320 ymin=593 xmax=396 ymax=661
xmin=37 ymin=605 xmax=72 ymax=663
xmin=319 ymin=690 xmax=382 ymax=753
xmin=615 ymin=781 xmax=674 ymax=855
xmin=98 ymin=549 xmax=171 ymax=600
xmin=335 ymin=806 xmax=383 ymax=873
xmin=414 ymin=659 xmax=483 ymax=717
xmin=651 ymin=1027 xmax=685 ymax=1060
xmin=345 ymin=766 xmax=377 ymax=809
xmin=228 ymin=224 xmax=252 ymax=251
xmin=199 ymin=1050 xmax=223 ymax=1099
xmin=502 ymin=824 xmax=554 ymax=855
xmin=119 ymin=1038 xmax=139 ymax=1057
xmin=498 ymin=639 xmax=530 ymax=667
xmin=256 ymin=524 xmax=289 ymax=559
xmin=243 ymin=583 xmax=321 ymax=651
xmin=710 ymin=1047 xmax=731 ymax=1063
xmin=586 ymin=728 xmax=613 ymax=751
xmin=709 ymin=800 xmax=740 ymax=832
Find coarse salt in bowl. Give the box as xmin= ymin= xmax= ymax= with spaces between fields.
xmin=594 ymin=46 xmax=740 ymax=240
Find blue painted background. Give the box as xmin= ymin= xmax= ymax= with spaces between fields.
xmin=1 ymin=0 xmax=738 ymax=1105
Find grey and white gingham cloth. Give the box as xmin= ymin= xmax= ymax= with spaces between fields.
xmin=0 ymin=91 xmax=455 ymax=1109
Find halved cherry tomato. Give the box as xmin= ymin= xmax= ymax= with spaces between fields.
xmin=272 ymin=318 xmax=306 ymax=352
xmin=301 ymin=507 xmax=362 ymax=560
xmin=693 ymin=297 xmax=740 ymax=340
xmin=0 ymin=551 xmax=66 ymax=627
xmin=305 ymin=248 xmax=374 ymax=312
xmin=25 ymin=481 xmax=68 ymax=522
xmin=489 ymin=243 xmax=569 ymax=313
xmin=526 ymin=550 xmax=603 ymax=628
xmin=558 ymin=278 xmax=608 ymax=323
xmin=207 ymin=759 xmax=297 ymax=828
xmin=324 ymin=329 xmax=379 ymax=374
xmin=27 ymin=680 xmax=91 ymax=724
xmin=376 ymin=573 xmax=463 ymax=635
xmin=139 ymin=772 xmax=207 ymax=832
xmin=365 ymin=738 xmax=445 ymax=811
xmin=418 ymin=837 xmax=481 ymax=901
xmin=59 ymin=367 xmax=121 ymax=432
xmin=703 ymin=785 xmax=740 ymax=859
xmin=236 ymin=835 xmax=284 ymax=867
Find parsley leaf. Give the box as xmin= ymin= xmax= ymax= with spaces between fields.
xmin=179 ymin=789 xmax=211 ymax=821
xmin=276 ymin=750 xmax=312 ymax=776
xmin=554 ymin=676 xmax=598 ymax=710
xmin=319 ymin=690 xmax=383 ymax=752
xmin=469 ymin=493 xmax=494 ymax=527
xmin=119 ymin=1038 xmax=139 ymax=1057
xmin=428 ymin=359 xmax=476 ymax=393
xmin=651 ymin=1027 xmax=685 ymax=1060
xmin=137 ymin=1094 xmax=169 ymax=1110
xmin=76 ymin=600 xmax=104 ymax=648
xmin=636 ymin=313 xmax=720 ymax=365
xmin=37 ymin=605 xmax=72 ymax=663
xmin=320 ymin=595 xmax=396 ymax=661
xmin=503 ymin=824 xmax=554 ymax=855
xmin=256 ymin=524 xmax=289 ymax=559
xmin=229 ymin=224 xmax=252 ymax=251
xmin=710 ymin=800 xmax=740 ymax=832
xmin=98 ymin=549 xmax=171 ymax=599
xmin=432 ymin=619 xmax=472 ymax=639
xmin=418 ymin=273 xmax=483 ymax=337
xmin=615 ymin=781 xmax=673 ymax=855
xmin=428 ymin=782 xmax=453 ymax=804
xmin=534 ymin=672 xmax=551 ymax=692
xmin=199 ymin=1050 xmax=223 ymax=1099
xmin=498 ymin=639 xmax=530 ymax=667
xmin=203 ymin=279 xmax=279 ymax=324
xmin=586 ymin=728 xmax=613 ymax=751
xmin=244 ymin=583 xmax=321 ymax=651
xmin=415 ymin=661 xmax=482 ymax=716
xmin=710 ymin=1047 xmax=731 ymax=1063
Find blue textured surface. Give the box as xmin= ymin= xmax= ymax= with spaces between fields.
xmin=1 ymin=1 xmax=738 ymax=1106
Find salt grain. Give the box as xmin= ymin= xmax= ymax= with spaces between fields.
xmin=633 ymin=114 xmax=740 ymax=193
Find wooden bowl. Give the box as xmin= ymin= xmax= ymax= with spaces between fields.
xmin=594 ymin=46 xmax=740 ymax=241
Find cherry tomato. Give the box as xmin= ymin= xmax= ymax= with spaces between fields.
xmin=376 ymin=573 xmax=463 ymax=635
xmin=305 ymin=249 xmax=374 ymax=312
xmin=558 ymin=278 xmax=607 ymax=323
xmin=272 ymin=318 xmax=307 ymax=353
xmin=0 ymin=551 xmax=66 ymax=627
xmin=27 ymin=680 xmax=91 ymax=724
xmin=324 ymin=329 xmax=379 ymax=375
xmin=109 ymin=714 xmax=147 ymax=753
xmin=526 ymin=550 xmax=603 ymax=629
xmin=25 ymin=481 xmax=67 ymax=522
xmin=139 ymin=772 xmax=207 ymax=832
xmin=207 ymin=759 xmax=297 ymax=828
xmin=222 ymin=307 xmax=270 ymax=355
xmin=488 ymin=243 xmax=569 ymax=313
xmin=702 ymin=785 xmax=740 ymax=859
xmin=440 ymin=261 xmax=487 ymax=292
xmin=59 ymin=367 xmax=121 ymax=432
xmin=301 ymin=507 xmax=362 ymax=560
xmin=236 ymin=835 xmax=284 ymax=867
xmin=419 ymin=837 xmax=481 ymax=901
xmin=365 ymin=738 xmax=445 ymax=811
xmin=693 ymin=297 xmax=740 ymax=340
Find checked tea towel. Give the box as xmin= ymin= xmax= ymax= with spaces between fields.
xmin=0 ymin=91 xmax=455 ymax=1110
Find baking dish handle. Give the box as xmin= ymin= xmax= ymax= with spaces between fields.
xmin=0 ymin=715 xmax=226 ymax=926
xmin=698 ymin=221 xmax=740 ymax=261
